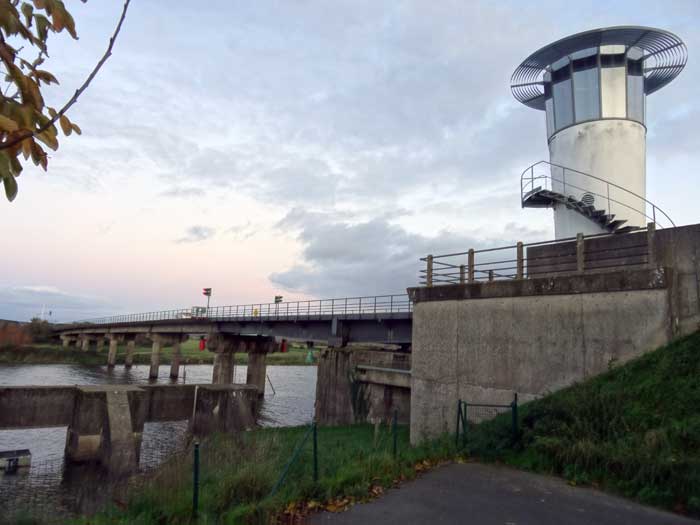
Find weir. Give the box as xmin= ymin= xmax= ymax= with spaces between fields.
xmin=0 ymin=383 xmax=258 ymax=476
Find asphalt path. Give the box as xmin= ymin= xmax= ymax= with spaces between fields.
xmin=309 ymin=462 xmax=696 ymax=525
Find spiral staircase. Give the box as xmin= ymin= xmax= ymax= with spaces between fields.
xmin=520 ymin=161 xmax=675 ymax=233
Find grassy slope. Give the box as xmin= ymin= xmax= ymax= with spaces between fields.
xmin=0 ymin=340 xmax=319 ymax=366
xmin=73 ymin=425 xmax=454 ymax=525
xmin=467 ymin=330 xmax=700 ymax=517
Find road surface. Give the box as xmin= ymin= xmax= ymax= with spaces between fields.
xmin=309 ymin=462 xmax=696 ymax=525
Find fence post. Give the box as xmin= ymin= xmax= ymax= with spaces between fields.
xmin=455 ymin=399 xmax=461 ymax=448
xmin=647 ymin=222 xmax=656 ymax=268
xmin=488 ymin=270 xmax=494 ymax=282
xmin=511 ymin=393 xmax=519 ymax=443
xmin=426 ymin=255 xmax=433 ymax=287
xmin=192 ymin=441 xmax=200 ymax=518
xmin=312 ymin=421 xmax=318 ymax=483
xmin=516 ymin=241 xmax=524 ymax=279
xmin=576 ymin=233 xmax=585 ymax=274
xmin=461 ymin=402 xmax=467 ymax=449
xmin=392 ymin=409 xmax=398 ymax=459
xmin=468 ymin=249 xmax=475 ymax=283
xmin=459 ymin=264 xmax=466 ymax=285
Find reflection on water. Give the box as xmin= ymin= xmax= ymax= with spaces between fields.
xmin=0 ymin=364 xmax=316 ymax=518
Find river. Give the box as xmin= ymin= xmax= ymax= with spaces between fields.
xmin=0 ymin=363 xmax=317 ymax=519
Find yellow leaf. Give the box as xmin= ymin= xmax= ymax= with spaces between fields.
xmin=59 ymin=114 xmax=71 ymax=136
xmin=71 ymin=122 xmax=81 ymax=135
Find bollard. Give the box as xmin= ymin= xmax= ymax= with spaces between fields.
xmin=312 ymin=422 xmax=318 ymax=483
xmin=193 ymin=441 xmax=200 ymax=518
xmin=392 ymin=409 xmax=398 ymax=459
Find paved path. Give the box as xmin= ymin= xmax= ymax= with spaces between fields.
xmin=309 ymin=463 xmax=696 ymax=525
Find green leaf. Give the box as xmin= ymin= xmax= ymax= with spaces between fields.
xmin=34 ymin=14 xmax=50 ymax=42
xmin=3 ymin=174 xmax=18 ymax=201
xmin=21 ymin=3 xmax=33 ymax=26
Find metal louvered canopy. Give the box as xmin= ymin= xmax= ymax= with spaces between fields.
xmin=511 ymin=26 xmax=687 ymax=110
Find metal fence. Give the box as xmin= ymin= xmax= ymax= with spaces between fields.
xmin=455 ymin=395 xmax=519 ymax=449
xmin=71 ymin=294 xmax=412 ymax=326
xmin=420 ymin=226 xmax=655 ymax=286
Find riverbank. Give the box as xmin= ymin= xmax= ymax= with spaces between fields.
xmin=70 ymin=424 xmax=455 ymax=525
xmin=0 ymin=340 xmax=319 ymax=366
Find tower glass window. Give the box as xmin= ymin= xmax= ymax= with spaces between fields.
xmin=551 ymin=58 xmax=573 ymax=130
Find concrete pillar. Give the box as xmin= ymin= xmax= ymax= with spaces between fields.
xmin=149 ymin=337 xmax=162 ymax=380
xmin=170 ymin=341 xmax=182 ymax=379
xmin=81 ymin=336 xmax=91 ymax=352
xmin=246 ymin=341 xmax=270 ymax=398
xmin=125 ymin=339 xmax=135 ymax=368
xmin=61 ymin=335 xmax=71 ymax=348
xmin=107 ymin=336 xmax=119 ymax=368
xmin=65 ymin=385 xmax=146 ymax=476
xmin=96 ymin=337 xmax=105 ymax=353
xmin=212 ymin=351 xmax=234 ymax=384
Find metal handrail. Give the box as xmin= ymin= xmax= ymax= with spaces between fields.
xmin=521 ymin=160 xmax=675 ymax=228
xmin=70 ymin=294 xmax=412 ymax=326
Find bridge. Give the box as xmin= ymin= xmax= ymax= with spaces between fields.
xmin=54 ymin=294 xmax=413 ymax=384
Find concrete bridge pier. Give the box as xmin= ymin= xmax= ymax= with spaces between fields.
xmin=107 ymin=334 xmax=121 ymax=368
xmin=246 ymin=338 xmax=274 ymax=398
xmin=125 ymin=337 xmax=136 ymax=368
xmin=61 ymin=335 xmax=78 ymax=348
xmin=149 ymin=334 xmax=187 ymax=380
xmin=95 ymin=336 xmax=105 ymax=353
xmin=169 ymin=336 xmax=188 ymax=379
xmin=209 ymin=333 xmax=237 ymax=384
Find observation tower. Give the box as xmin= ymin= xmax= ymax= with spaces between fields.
xmin=511 ymin=26 xmax=686 ymax=239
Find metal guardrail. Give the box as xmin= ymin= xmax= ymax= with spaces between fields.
xmin=521 ymin=160 xmax=675 ymax=228
xmin=420 ymin=226 xmax=656 ymax=286
xmin=72 ymin=294 xmax=412 ymax=326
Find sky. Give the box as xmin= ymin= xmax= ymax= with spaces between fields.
xmin=1 ymin=0 xmax=699 ymax=321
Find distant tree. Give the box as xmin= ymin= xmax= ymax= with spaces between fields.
xmin=0 ymin=0 xmax=131 ymax=201
xmin=27 ymin=316 xmax=52 ymax=342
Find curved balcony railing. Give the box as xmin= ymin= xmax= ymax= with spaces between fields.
xmin=521 ymin=160 xmax=675 ymax=229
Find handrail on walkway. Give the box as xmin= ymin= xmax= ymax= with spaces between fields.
xmin=71 ymin=294 xmax=412 ymax=326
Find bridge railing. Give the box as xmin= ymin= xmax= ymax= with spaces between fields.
xmin=420 ymin=226 xmax=656 ymax=286
xmin=72 ymin=294 xmax=412 ymax=326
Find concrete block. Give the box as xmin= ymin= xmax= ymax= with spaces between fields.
xmin=189 ymin=385 xmax=257 ymax=436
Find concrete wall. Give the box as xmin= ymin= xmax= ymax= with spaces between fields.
xmin=408 ymin=223 xmax=700 ymax=444
xmin=315 ymin=347 xmax=411 ymax=426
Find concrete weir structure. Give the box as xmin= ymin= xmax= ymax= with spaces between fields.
xmin=409 ymin=223 xmax=700 ymax=444
xmin=0 ymin=383 xmax=258 ymax=476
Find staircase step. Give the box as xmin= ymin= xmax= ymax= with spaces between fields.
xmin=607 ymin=219 xmax=627 ymax=231
xmin=615 ymin=225 xmax=641 ymax=234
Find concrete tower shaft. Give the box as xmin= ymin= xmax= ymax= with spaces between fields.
xmin=512 ymin=27 xmax=686 ymax=239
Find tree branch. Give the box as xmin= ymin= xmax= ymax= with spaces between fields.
xmin=0 ymin=0 xmax=132 ymax=151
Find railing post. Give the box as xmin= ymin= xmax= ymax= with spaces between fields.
xmin=488 ymin=270 xmax=494 ymax=282
xmin=511 ymin=393 xmax=519 ymax=444
xmin=468 ymin=249 xmax=475 ymax=283
xmin=516 ymin=241 xmax=524 ymax=280
xmin=647 ymin=222 xmax=656 ymax=268
xmin=192 ymin=441 xmax=200 ymax=518
xmin=426 ymin=255 xmax=433 ymax=287
xmin=576 ymin=233 xmax=585 ymax=274
xmin=392 ymin=409 xmax=398 ymax=459
xmin=459 ymin=264 xmax=465 ymax=285
xmin=312 ymin=421 xmax=318 ymax=483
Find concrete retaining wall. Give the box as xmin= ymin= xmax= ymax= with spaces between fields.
xmin=408 ymin=224 xmax=700 ymax=444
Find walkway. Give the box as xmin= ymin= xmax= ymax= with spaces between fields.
xmin=309 ymin=463 xmax=696 ymax=525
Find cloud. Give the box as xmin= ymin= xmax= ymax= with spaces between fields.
xmin=160 ymin=186 xmax=206 ymax=198
xmin=0 ymin=286 xmax=112 ymax=322
xmin=225 ymin=221 xmax=257 ymax=240
xmin=269 ymin=208 xmax=545 ymax=297
xmin=175 ymin=225 xmax=216 ymax=243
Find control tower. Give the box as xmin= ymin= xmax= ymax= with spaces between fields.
xmin=511 ymin=26 xmax=686 ymax=239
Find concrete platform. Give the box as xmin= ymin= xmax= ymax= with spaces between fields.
xmin=309 ymin=463 xmax=696 ymax=525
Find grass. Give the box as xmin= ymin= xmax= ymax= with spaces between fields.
xmin=0 ymin=340 xmax=319 ymax=366
xmin=464 ymin=330 xmax=700 ymax=517
xmin=64 ymin=424 xmax=456 ymax=525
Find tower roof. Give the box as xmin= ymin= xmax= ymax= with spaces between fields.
xmin=511 ymin=26 xmax=687 ymax=110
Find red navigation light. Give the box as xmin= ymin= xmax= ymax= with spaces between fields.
xmin=203 ymin=288 xmax=212 ymax=296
